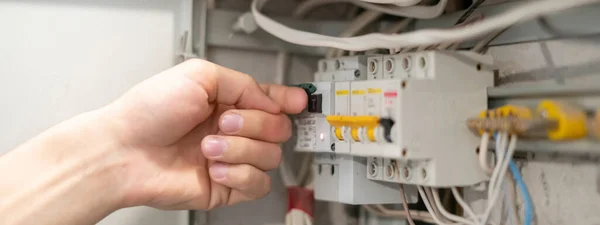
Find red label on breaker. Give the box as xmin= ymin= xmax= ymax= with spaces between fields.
xmin=384 ymin=91 xmax=398 ymax=97
xmin=287 ymin=187 xmax=314 ymax=217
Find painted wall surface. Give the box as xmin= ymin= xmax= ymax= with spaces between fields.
xmin=0 ymin=1 xmax=188 ymax=224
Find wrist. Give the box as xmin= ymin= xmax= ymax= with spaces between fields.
xmin=0 ymin=108 xmax=129 ymax=224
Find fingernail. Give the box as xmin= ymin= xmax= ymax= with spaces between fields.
xmin=221 ymin=113 xmax=243 ymax=133
xmin=202 ymin=137 xmax=227 ymax=158
xmin=210 ymin=163 xmax=228 ymax=180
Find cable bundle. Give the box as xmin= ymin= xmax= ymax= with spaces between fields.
xmin=286 ymin=187 xmax=314 ymax=225
xmin=252 ymin=0 xmax=599 ymax=51
xmin=280 ymin=155 xmax=314 ymax=225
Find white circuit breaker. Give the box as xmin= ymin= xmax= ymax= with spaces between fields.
xmin=294 ymin=51 xmax=495 ymax=195
xmin=295 ymin=56 xmax=419 ymax=205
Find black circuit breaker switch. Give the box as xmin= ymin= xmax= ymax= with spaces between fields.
xmin=378 ymin=118 xmax=395 ymax=143
xmin=308 ymin=94 xmax=323 ymax=113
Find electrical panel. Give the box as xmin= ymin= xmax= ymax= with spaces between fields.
xmin=296 ymin=56 xmax=419 ymax=205
xmin=294 ymin=51 xmax=495 ymax=201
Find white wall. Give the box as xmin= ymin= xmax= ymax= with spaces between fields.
xmin=0 ymin=1 xmax=187 ymax=224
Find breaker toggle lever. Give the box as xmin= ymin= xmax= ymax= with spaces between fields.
xmin=378 ymin=118 xmax=395 ymax=143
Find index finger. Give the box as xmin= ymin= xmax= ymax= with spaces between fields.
xmin=177 ymin=59 xmax=281 ymax=114
xmin=260 ymin=84 xmax=308 ymax=114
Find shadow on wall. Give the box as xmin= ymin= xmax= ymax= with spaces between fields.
xmin=498 ymin=58 xmax=600 ymax=85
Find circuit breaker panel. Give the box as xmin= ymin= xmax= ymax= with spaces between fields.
xmin=295 ymin=56 xmax=419 ymax=205
xmin=294 ymin=51 xmax=495 ymax=204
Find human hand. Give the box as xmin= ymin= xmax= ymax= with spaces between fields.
xmin=103 ymin=59 xmax=307 ymax=210
xmin=0 ymin=59 xmax=308 ymax=225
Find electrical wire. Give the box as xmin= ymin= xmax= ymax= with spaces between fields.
xmin=455 ymin=0 xmax=486 ymax=25
xmin=328 ymin=10 xmax=383 ymax=58
xmin=479 ymin=133 xmax=518 ymax=225
xmin=280 ymin=154 xmax=314 ymax=225
xmin=293 ymin=0 xmax=447 ymax=19
xmin=373 ymin=204 xmax=435 ymax=219
xmin=287 ymin=209 xmax=313 ymax=225
xmin=399 ymin=184 xmax=416 ymax=225
xmin=254 ymin=0 xmax=599 ymax=51
xmin=280 ymin=157 xmax=298 ymax=187
xmin=363 ymin=204 xmax=437 ymax=224
xmin=479 ymin=132 xmax=493 ymax=174
xmin=509 ymin=160 xmax=534 ymax=225
xmin=384 ymin=18 xmax=414 ymax=54
xmin=297 ymin=153 xmax=313 ymax=187
xmin=488 ymin=131 xmax=508 ymax=200
xmin=451 ymin=187 xmax=478 ymax=222
xmin=432 ymin=188 xmax=477 ymax=225
xmin=275 ymin=51 xmax=289 ymax=85
xmin=424 ymin=187 xmax=453 ymax=223
xmin=417 ymin=186 xmax=461 ymax=225
xmin=493 ymin=132 xmax=519 ymax=225
xmin=471 ymin=28 xmax=507 ymax=53
xmin=502 ymin=172 xmax=519 ymax=225
xmin=435 ymin=13 xmax=484 ymax=51
xmin=359 ymin=0 xmax=422 ymax=7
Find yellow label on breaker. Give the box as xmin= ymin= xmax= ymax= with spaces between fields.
xmin=368 ymin=88 xmax=382 ymax=94
xmin=336 ymin=90 xmax=349 ymax=96
xmin=352 ymin=90 xmax=366 ymax=95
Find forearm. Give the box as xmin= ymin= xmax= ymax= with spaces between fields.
xmin=0 ymin=108 xmax=127 ymax=225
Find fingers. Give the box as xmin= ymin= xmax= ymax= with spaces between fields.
xmin=176 ymin=59 xmax=281 ymax=114
xmin=260 ymin=84 xmax=308 ymax=114
xmin=201 ymin=135 xmax=282 ymax=170
xmin=218 ymin=109 xmax=292 ymax=143
xmin=208 ymin=163 xmax=272 ymax=200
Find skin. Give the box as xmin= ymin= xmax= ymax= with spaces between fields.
xmin=0 ymin=59 xmax=308 ymax=225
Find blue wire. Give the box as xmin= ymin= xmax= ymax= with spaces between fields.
xmin=495 ymin=133 xmax=534 ymax=225
xmin=509 ymin=160 xmax=533 ymax=225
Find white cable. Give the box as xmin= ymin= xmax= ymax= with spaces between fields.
xmin=479 ymin=132 xmax=493 ymax=174
xmin=432 ymin=188 xmax=477 ymax=225
xmin=293 ymin=0 xmax=447 ymax=19
xmin=288 ymin=209 xmax=312 ymax=225
xmin=359 ymin=0 xmax=422 ymax=7
xmin=488 ymin=131 xmax=507 ymax=200
xmin=400 ymin=184 xmax=417 ymax=225
xmin=275 ymin=51 xmax=289 ymax=84
xmin=451 ymin=187 xmax=479 ymax=222
xmin=358 ymin=0 xmax=447 ymax=18
xmin=328 ymin=10 xmax=383 ymax=58
xmin=417 ymin=186 xmax=461 ymax=225
xmin=472 ymin=29 xmax=506 ymax=53
xmin=296 ymin=154 xmax=313 ymax=187
xmin=384 ymin=18 xmax=414 ymax=34
xmin=424 ymin=187 xmax=453 ymax=223
xmin=364 ymin=205 xmax=437 ymax=224
xmin=256 ymin=0 xmax=599 ymax=51
xmin=279 ymin=157 xmax=298 ymax=187
xmin=385 ymin=18 xmax=414 ymax=54
xmin=502 ymin=174 xmax=519 ymax=225
xmin=479 ymin=134 xmax=518 ymax=225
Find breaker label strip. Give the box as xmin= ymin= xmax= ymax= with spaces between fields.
xmin=336 ymin=90 xmax=349 ymax=96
